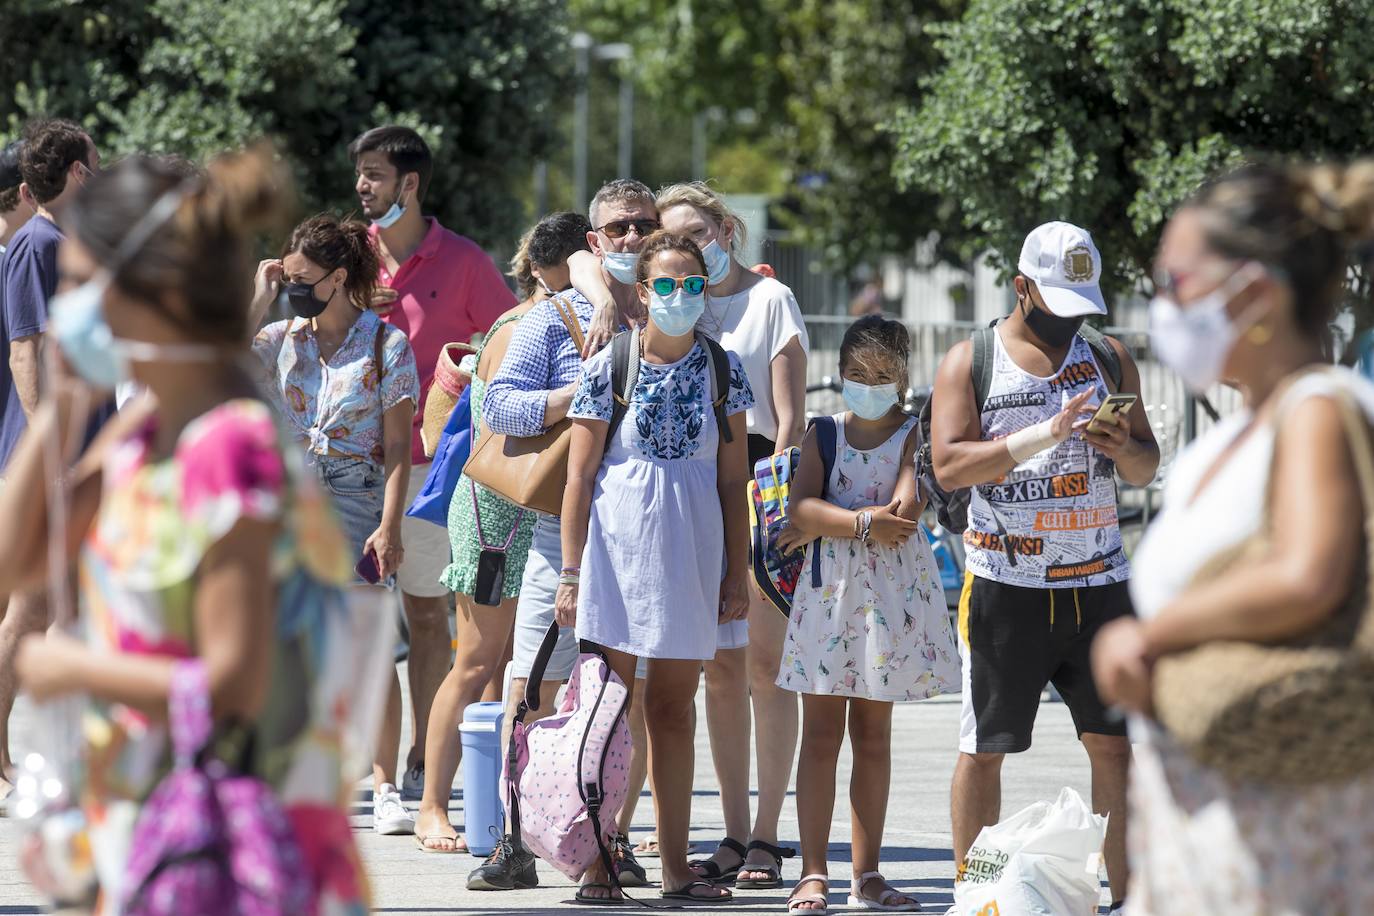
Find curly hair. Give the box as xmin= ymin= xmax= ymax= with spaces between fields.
xmin=283 ymin=214 xmax=380 ymax=311
xmin=20 ymin=118 xmax=90 ymax=204
xmin=0 ymin=141 xmax=23 ymax=213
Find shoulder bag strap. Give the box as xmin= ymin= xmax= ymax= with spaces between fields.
xmin=698 ymin=333 xmax=734 ymax=443
xmin=551 ymin=293 xmax=587 ymax=358
xmin=607 ymin=328 xmax=638 ymax=452
xmin=374 ymin=323 xmax=388 ymax=410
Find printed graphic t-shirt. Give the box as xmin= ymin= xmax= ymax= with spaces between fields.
xmin=963 ymin=329 xmax=1128 ymax=589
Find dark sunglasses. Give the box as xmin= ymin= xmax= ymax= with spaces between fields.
xmin=642 ymin=275 xmax=707 ymax=297
xmin=596 ymin=218 xmax=660 ymax=239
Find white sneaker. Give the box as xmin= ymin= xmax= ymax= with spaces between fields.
xmin=400 ymin=764 xmax=425 ymax=800
xmin=373 ymin=784 xmax=415 ymax=836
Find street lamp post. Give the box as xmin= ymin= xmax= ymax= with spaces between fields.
xmin=571 ymin=34 xmax=633 ymax=213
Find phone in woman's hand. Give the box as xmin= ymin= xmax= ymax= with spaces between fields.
xmin=355 ymin=550 xmax=381 ymax=585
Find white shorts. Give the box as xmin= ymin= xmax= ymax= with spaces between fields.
xmin=396 ymin=466 xmax=453 ymax=598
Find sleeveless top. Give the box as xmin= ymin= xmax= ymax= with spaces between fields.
xmin=826 ymin=414 xmax=919 ymax=511
xmin=964 ymin=329 xmax=1127 ymax=589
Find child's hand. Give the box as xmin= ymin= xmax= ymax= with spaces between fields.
xmin=775 ymin=522 xmax=810 ymax=554
xmin=868 ymin=499 xmax=919 ymax=548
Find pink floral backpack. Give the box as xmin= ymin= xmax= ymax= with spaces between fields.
xmin=504 ymin=622 xmax=632 ymax=881
xmin=122 ymin=660 xmax=312 ymax=915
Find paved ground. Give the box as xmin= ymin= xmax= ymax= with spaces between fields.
xmin=0 ymin=669 xmax=1112 ymax=915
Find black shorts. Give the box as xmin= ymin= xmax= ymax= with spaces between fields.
xmin=957 ymin=573 xmax=1131 ymax=754
xmin=747 ymin=433 xmax=775 ymax=468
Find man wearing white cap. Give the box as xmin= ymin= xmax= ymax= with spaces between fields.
xmin=930 ymin=221 xmax=1158 ymax=912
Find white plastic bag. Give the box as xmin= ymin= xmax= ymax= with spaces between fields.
xmin=953 ymin=786 xmax=1107 ymax=916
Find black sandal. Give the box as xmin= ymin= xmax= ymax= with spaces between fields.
xmin=688 ymin=836 xmax=747 ymax=885
xmin=613 ymin=834 xmax=648 ymax=887
xmin=661 ymin=879 xmax=733 ymax=905
xmin=574 ymin=882 xmax=625 ymax=906
xmin=734 ymin=839 xmax=797 ymax=890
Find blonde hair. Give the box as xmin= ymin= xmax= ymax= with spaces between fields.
xmin=655 ymin=181 xmax=748 ymax=256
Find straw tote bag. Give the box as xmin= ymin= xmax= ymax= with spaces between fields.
xmin=1153 ymin=371 xmax=1374 ymax=785
xmin=463 ymin=294 xmax=585 ymax=517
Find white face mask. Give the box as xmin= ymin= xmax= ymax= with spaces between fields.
xmin=1148 ymin=263 xmax=1266 ymax=394
xmin=603 ymin=250 xmax=639 ymax=285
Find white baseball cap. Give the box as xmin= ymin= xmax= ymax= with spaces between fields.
xmin=1017 ymin=221 xmax=1107 ymax=318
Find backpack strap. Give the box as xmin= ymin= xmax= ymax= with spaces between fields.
xmin=697 ymin=332 xmax=734 ymax=443
xmin=550 ymin=292 xmax=587 ymax=357
xmin=970 ymin=323 xmax=998 ymax=409
xmin=606 ymin=328 xmax=639 ymax=451
xmin=808 ymin=415 xmax=839 ymax=589
xmin=1077 ymin=323 xmax=1124 ymax=392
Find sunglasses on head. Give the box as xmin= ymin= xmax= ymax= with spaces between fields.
xmin=597 ymin=218 xmax=661 ymax=239
xmin=642 ymin=275 xmax=707 ymax=297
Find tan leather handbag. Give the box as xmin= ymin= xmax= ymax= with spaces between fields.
xmin=1153 ymin=371 xmax=1374 ymax=785
xmin=462 ymin=295 xmax=585 ymax=516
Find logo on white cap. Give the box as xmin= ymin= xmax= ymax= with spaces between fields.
xmin=1018 ymin=221 xmax=1107 ymax=318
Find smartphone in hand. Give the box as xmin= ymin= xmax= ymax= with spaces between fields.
xmin=1085 ymin=393 xmax=1138 ymax=435
xmin=356 ymin=550 xmax=382 ymax=585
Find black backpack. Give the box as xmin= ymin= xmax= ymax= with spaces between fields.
xmin=916 ymin=320 xmax=1122 ymax=534
xmin=605 ymin=327 xmax=734 ymax=449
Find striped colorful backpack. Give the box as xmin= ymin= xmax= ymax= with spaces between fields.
xmin=748 ymin=417 xmax=838 ymax=616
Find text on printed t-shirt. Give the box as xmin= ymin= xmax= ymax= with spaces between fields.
xmin=964 ymin=530 xmax=1045 ymax=556
xmin=983 ymin=391 xmax=1047 ymax=412
xmin=1047 ymin=359 xmax=1100 ymax=395
xmin=1032 ymin=507 xmax=1118 ymax=531
xmin=1044 ymin=547 xmax=1128 ymax=582
xmin=980 ymin=472 xmax=1090 ymax=504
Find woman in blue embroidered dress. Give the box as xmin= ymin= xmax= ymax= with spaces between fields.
xmin=556 ymin=232 xmax=754 ymax=905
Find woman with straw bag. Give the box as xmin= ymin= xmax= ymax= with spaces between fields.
xmin=1092 ymin=159 xmax=1374 ymax=915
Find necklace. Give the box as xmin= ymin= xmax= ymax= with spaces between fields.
xmin=701 ymin=287 xmax=743 ymax=340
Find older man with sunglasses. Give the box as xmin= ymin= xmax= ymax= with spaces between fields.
xmin=470 ymin=178 xmax=653 ymax=892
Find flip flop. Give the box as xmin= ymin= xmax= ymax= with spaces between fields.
xmin=661 ymin=879 xmax=733 ymax=906
xmin=413 ymin=832 xmax=465 ymax=854
xmin=574 ymin=882 xmax=625 ymax=906
xmin=688 ymin=836 xmax=747 ymax=885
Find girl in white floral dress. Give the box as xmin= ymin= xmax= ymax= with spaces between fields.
xmin=775 ymin=316 xmax=959 ymax=914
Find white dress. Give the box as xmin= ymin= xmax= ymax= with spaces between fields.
xmin=776 ymin=414 xmax=960 ymax=702
xmin=1127 ymin=368 xmax=1374 ymax=915
xmin=568 ymin=341 xmax=753 ymax=660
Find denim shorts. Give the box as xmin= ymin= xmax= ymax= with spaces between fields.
xmin=310 ymin=454 xmax=387 ymax=586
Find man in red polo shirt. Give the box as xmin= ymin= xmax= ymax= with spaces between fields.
xmin=351 ymin=126 xmax=515 ymax=801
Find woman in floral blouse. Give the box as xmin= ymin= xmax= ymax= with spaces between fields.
xmin=250 ymin=213 xmax=420 ymax=834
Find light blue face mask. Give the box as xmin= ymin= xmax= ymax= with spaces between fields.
xmin=48 ymin=275 xmax=218 ymax=391
xmin=371 ymin=183 xmax=410 ymax=229
xmin=648 ymin=287 xmax=706 ymax=338
xmin=842 ymin=379 xmax=900 ymax=420
xmin=701 ymin=239 xmax=731 ymax=285
xmin=603 ymin=251 xmax=639 ymax=285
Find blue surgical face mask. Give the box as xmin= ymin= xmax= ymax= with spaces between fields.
xmin=371 ymin=184 xmax=409 ymax=229
xmin=50 ymin=273 xmax=220 ymax=390
xmin=701 ymin=239 xmax=731 ymax=285
xmin=49 ymin=276 xmax=124 ymax=389
xmin=648 ymin=287 xmax=706 ymax=338
xmin=842 ymin=379 xmax=900 ymax=420
xmin=603 ymin=250 xmax=639 ymax=285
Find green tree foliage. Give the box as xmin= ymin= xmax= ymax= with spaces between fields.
xmin=0 ymin=0 xmax=570 ymax=247
xmin=890 ymin=0 xmax=1374 ymax=305
xmin=571 ymin=0 xmax=966 ymax=269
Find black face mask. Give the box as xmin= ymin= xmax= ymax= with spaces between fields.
xmin=281 ymin=274 xmax=331 ymax=320
xmin=1022 ymin=296 xmax=1084 ymax=348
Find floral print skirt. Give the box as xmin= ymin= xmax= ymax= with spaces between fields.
xmin=776 ymin=530 xmax=959 ymax=702
xmin=1127 ymin=724 xmax=1374 ymax=915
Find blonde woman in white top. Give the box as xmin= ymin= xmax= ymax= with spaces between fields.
xmin=1093 ymin=159 xmax=1374 ymax=914
xmin=658 ymin=182 xmax=810 ymax=889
